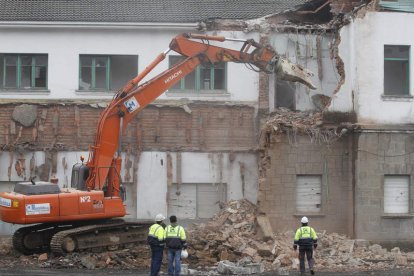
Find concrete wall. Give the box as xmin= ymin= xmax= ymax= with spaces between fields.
xmin=0 ymin=150 xmax=258 ymax=234
xmin=137 ymin=152 xmax=258 ymax=220
xmin=330 ymin=12 xmax=414 ymax=122
xmin=0 ymin=26 xmax=260 ymax=103
xmin=355 ymin=131 xmax=414 ymax=248
xmin=259 ymin=134 xmax=353 ymax=236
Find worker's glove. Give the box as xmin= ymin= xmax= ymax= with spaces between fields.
xmin=182 ymin=242 xmax=188 ymax=249
xmin=313 ymin=244 xmax=318 ymax=249
xmin=293 ymin=245 xmax=297 ymax=251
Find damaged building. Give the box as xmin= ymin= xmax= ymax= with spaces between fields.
xmin=0 ymin=0 xmax=414 ymax=250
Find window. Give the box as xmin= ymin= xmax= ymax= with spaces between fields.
xmin=275 ymin=77 xmax=296 ymax=110
xmin=384 ymin=45 xmax=410 ymax=95
xmin=79 ymin=55 xmax=138 ymax=91
xmin=0 ymin=54 xmax=48 ymax=90
xmin=384 ymin=175 xmax=409 ymax=214
xmin=296 ymin=175 xmax=322 ymax=213
xmin=168 ymin=56 xmax=226 ymax=93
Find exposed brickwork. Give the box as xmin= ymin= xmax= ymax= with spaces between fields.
xmin=0 ymin=103 xmax=257 ymax=152
xmin=330 ymin=0 xmax=366 ymax=14
xmin=258 ymin=35 xmax=270 ymax=113
xmin=258 ymin=73 xmax=269 ymax=112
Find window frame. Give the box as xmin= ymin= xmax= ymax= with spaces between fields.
xmin=383 ymin=45 xmax=410 ymax=96
xmin=1 ymin=54 xmax=48 ymax=90
xmin=167 ymin=55 xmax=227 ymax=94
xmin=79 ymin=55 xmax=111 ymax=91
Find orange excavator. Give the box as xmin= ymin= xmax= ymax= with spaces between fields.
xmin=0 ymin=33 xmax=315 ymax=254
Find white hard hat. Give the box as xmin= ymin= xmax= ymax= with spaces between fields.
xmin=301 ymin=216 xmax=309 ymax=223
xmin=155 ymin=213 xmax=166 ymax=222
xmin=181 ymin=249 xmax=188 ymax=259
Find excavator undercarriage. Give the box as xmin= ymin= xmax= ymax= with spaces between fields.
xmin=13 ymin=219 xmax=151 ymax=255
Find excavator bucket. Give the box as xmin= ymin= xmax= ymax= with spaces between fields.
xmin=275 ymin=57 xmax=316 ymax=90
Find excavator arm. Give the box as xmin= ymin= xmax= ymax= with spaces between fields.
xmin=85 ymin=33 xmax=316 ymax=192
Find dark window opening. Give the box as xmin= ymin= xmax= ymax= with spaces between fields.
xmin=0 ymin=54 xmax=48 ymax=90
xmin=384 ymin=45 xmax=410 ymax=95
xmin=79 ymin=55 xmax=138 ymax=91
xmin=275 ymin=78 xmax=296 ymax=110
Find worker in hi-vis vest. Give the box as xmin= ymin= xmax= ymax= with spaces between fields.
xmin=293 ymin=216 xmax=318 ymax=275
xmin=164 ymin=215 xmax=187 ymax=276
xmin=147 ymin=213 xmax=166 ymax=276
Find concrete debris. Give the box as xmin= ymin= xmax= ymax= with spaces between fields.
xmin=311 ymin=94 xmax=331 ymax=110
xmin=0 ymin=199 xmax=414 ymax=274
xmin=256 ymin=214 xmax=274 ymax=241
xmin=264 ymin=108 xmax=323 ymax=133
xmin=12 ymin=104 xmax=38 ymax=127
xmin=217 ymin=260 xmax=263 ymax=275
xmin=261 ymin=108 xmax=353 ymax=146
xmin=185 ymin=199 xmax=414 ymax=273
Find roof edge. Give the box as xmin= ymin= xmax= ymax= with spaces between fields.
xmin=0 ymin=21 xmax=200 ymax=29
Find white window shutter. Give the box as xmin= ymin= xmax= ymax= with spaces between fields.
xmin=384 ymin=176 xmax=409 ymax=214
xmin=296 ymin=175 xmax=322 ymax=213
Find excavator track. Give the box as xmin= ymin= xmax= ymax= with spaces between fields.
xmin=12 ymin=219 xmax=151 ymax=255
xmin=50 ymin=219 xmax=151 ymax=255
xmin=12 ymin=223 xmax=73 ymax=255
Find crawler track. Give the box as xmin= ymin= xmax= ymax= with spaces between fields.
xmin=12 ymin=219 xmax=151 ymax=255
xmin=50 ymin=220 xmax=150 ymax=254
xmin=12 ymin=223 xmax=72 ymax=255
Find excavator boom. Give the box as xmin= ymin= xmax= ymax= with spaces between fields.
xmin=86 ymin=33 xmax=316 ymax=191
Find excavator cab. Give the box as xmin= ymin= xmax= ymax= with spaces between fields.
xmin=71 ymin=163 xmax=89 ymax=191
xmin=71 ymin=163 xmax=126 ymax=201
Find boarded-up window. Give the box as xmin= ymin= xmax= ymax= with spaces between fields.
xmin=296 ymin=175 xmax=322 ymax=213
xmin=384 ymin=45 xmax=410 ymax=95
xmin=168 ymin=183 xmax=226 ymax=219
xmin=384 ymin=175 xmax=409 ymax=214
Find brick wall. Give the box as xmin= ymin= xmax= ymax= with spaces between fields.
xmin=0 ymin=103 xmax=257 ymax=152
xmin=258 ymin=134 xmax=354 ymax=236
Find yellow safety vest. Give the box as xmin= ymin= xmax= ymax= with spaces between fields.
xmin=164 ymin=224 xmax=186 ymax=249
xmin=148 ymin=223 xmax=165 ymax=247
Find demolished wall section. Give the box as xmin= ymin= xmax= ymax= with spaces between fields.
xmin=0 ymin=103 xmax=258 ymax=154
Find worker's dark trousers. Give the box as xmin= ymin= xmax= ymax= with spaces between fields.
xmin=150 ymin=246 xmax=164 ymax=276
xmin=299 ymin=246 xmax=314 ymax=273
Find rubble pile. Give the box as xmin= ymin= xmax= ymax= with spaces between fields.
xmin=264 ymin=108 xmax=324 ymax=133
xmin=0 ymin=238 xmax=151 ymax=270
xmin=185 ymin=199 xmax=414 ymax=273
xmin=186 ymin=200 xmax=267 ymax=267
xmin=261 ymin=108 xmax=351 ymax=145
xmin=0 ymin=199 xmax=413 ymax=273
